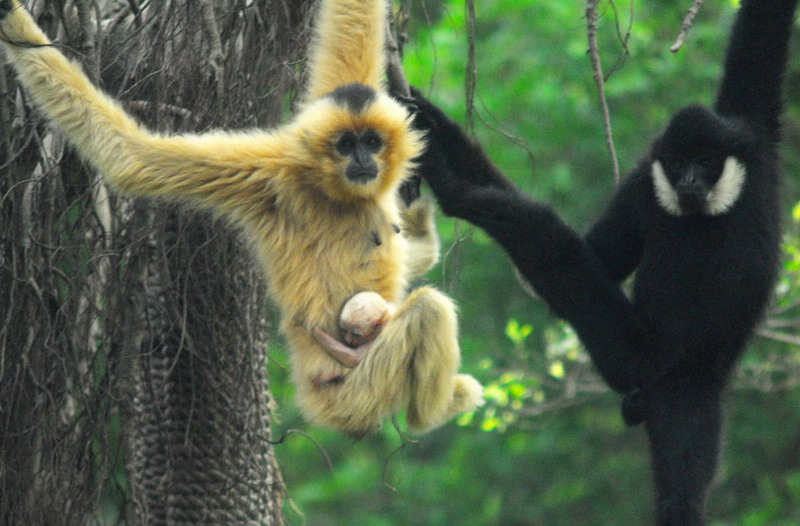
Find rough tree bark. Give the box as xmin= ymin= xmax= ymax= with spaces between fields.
xmin=0 ymin=1 xmax=313 ymax=524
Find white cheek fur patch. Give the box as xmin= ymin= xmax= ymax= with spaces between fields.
xmin=651 ymin=156 xmax=746 ymax=216
xmin=706 ymin=157 xmax=746 ymax=215
xmin=651 ymin=160 xmax=683 ymax=216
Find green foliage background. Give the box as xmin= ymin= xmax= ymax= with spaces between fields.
xmin=271 ymin=1 xmax=800 ymax=524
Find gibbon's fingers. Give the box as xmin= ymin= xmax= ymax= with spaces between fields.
xmin=409 ymin=88 xmax=518 ymax=192
xmin=303 ymin=0 xmax=386 ymax=102
xmin=0 ymin=3 xmax=290 ymax=217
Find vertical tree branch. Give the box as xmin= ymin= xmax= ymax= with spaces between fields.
xmin=465 ymin=0 xmax=477 ymax=134
xmin=586 ymin=0 xmax=621 ymax=182
xmin=74 ymin=0 xmax=99 ymax=81
xmin=385 ymin=8 xmax=410 ymax=98
xmin=200 ymin=0 xmax=226 ymax=103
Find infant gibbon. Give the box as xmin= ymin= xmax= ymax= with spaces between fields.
xmin=0 ymin=0 xmax=483 ymax=435
xmin=314 ymin=291 xmax=395 ymax=368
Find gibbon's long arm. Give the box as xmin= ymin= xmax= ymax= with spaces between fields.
xmin=714 ymin=0 xmax=798 ymax=138
xmin=410 ymin=93 xmax=644 ymax=393
xmin=303 ymin=0 xmax=387 ymax=102
xmin=0 ymin=2 xmax=292 ymax=219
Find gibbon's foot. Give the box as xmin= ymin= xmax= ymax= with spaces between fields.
xmin=0 ymin=0 xmax=12 ymax=19
xmin=448 ymin=374 xmax=485 ymax=416
xmin=621 ymin=388 xmax=646 ymax=426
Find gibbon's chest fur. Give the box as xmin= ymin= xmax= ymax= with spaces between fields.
xmin=244 ymin=182 xmax=407 ymax=335
xmin=632 ymin=165 xmax=780 ymax=351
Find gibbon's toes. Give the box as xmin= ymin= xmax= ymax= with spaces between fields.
xmin=449 ymin=374 xmax=485 ymax=415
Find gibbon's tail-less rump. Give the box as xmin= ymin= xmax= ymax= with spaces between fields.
xmin=406 ymin=0 xmax=796 ymax=524
xmin=0 ymin=0 xmax=483 ymax=436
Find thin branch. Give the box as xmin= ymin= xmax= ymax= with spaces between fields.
xmin=465 ymin=0 xmax=477 ymax=134
xmin=757 ymin=327 xmax=800 ymax=346
xmin=671 ymin=0 xmax=705 ymax=53
xmin=586 ymin=0 xmax=621 ymax=182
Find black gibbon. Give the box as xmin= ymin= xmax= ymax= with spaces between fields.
xmin=0 ymin=0 xmax=483 ymax=436
xmin=404 ymin=0 xmax=796 ymax=523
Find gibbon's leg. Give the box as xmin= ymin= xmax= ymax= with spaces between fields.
xmin=404 ymin=99 xmax=643 ymax=392
xmin=644 ymin=373 xmax=723 ymax=526
xmin=340 ymin=286 xmax=483 ymax=434
xmin=400 ymin=195 xmax=441 ymax=279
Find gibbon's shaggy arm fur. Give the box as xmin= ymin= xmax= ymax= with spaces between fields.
xmin=304 ymin=0 xmax=386 ymax=102
xmin=0 ymin=0 xmax=483 ymax=436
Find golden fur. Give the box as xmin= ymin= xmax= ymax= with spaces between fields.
xmin=0 ymin=0 xmax=483 ymax=435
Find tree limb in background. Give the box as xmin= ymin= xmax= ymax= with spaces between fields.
xmin=586 ymin=0 xmax=621 ymax=182
xmin=385 ymin=2 xmax=420 ymax=204
xmin=671 ymin=0 xmax=705 ymax=53
xmin=465 ymin=0 xmax=477 ymax=134
xmin=200 ymin=0 xmax=225 ymax=103
xmin=385 ymin=5 xmax=410 ymax=99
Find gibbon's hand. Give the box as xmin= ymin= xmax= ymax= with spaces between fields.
xmin=0 ymin=0 xmax=12 ymax=19
xmin=398 ymin=173 xmax=422 ymax=207
xmin=312 ymin=327 xmax=370 ymax=368
xmin=403 ymin=86 xmax=523 ymax=219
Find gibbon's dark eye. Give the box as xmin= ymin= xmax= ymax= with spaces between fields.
xmin=671 ymin=157 xmax=687 ymax=170
xmin=362 ymin=129 xmax=383 ymax=152
xmin=336 ymin=131 xmax=357 ymax=155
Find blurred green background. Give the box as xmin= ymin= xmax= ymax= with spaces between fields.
xmin=270 ymin=1 xmax=800 ymax=524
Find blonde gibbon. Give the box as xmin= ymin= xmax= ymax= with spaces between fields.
xmin=0 ymin=0 xmax=483 ymax=435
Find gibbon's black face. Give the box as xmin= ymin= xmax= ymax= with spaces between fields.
xmin=328 ymin=83 xmax=386 ymax=184
xmin=335 ymin=128 xmax=383 ymax=184
xmin=651 ymin=105 xmax=746 ymax=217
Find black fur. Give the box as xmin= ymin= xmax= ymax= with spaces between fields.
xmin=330 ymin=82 xmax=376 ymax=114
xmin=407 ymin=1 xmax=796 ymax=524
xmin=0 ymin=0 xmax=11 ymax=19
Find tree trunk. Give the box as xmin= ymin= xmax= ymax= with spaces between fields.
xmin=0 ymin=1 xmax=313 ymax=524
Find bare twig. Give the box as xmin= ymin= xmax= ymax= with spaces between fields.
xmin=465 ymin=0 xmax=477 ymax=134
xmin=586 ymin=0 xmax=621 ymax=182
xmin=605 ymin=0 xmax=634 ymax=79
xmin=671 ymin=0 xmax=705 ymax=53
xmin=757 ymin=327 xmax=800 ymax=346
